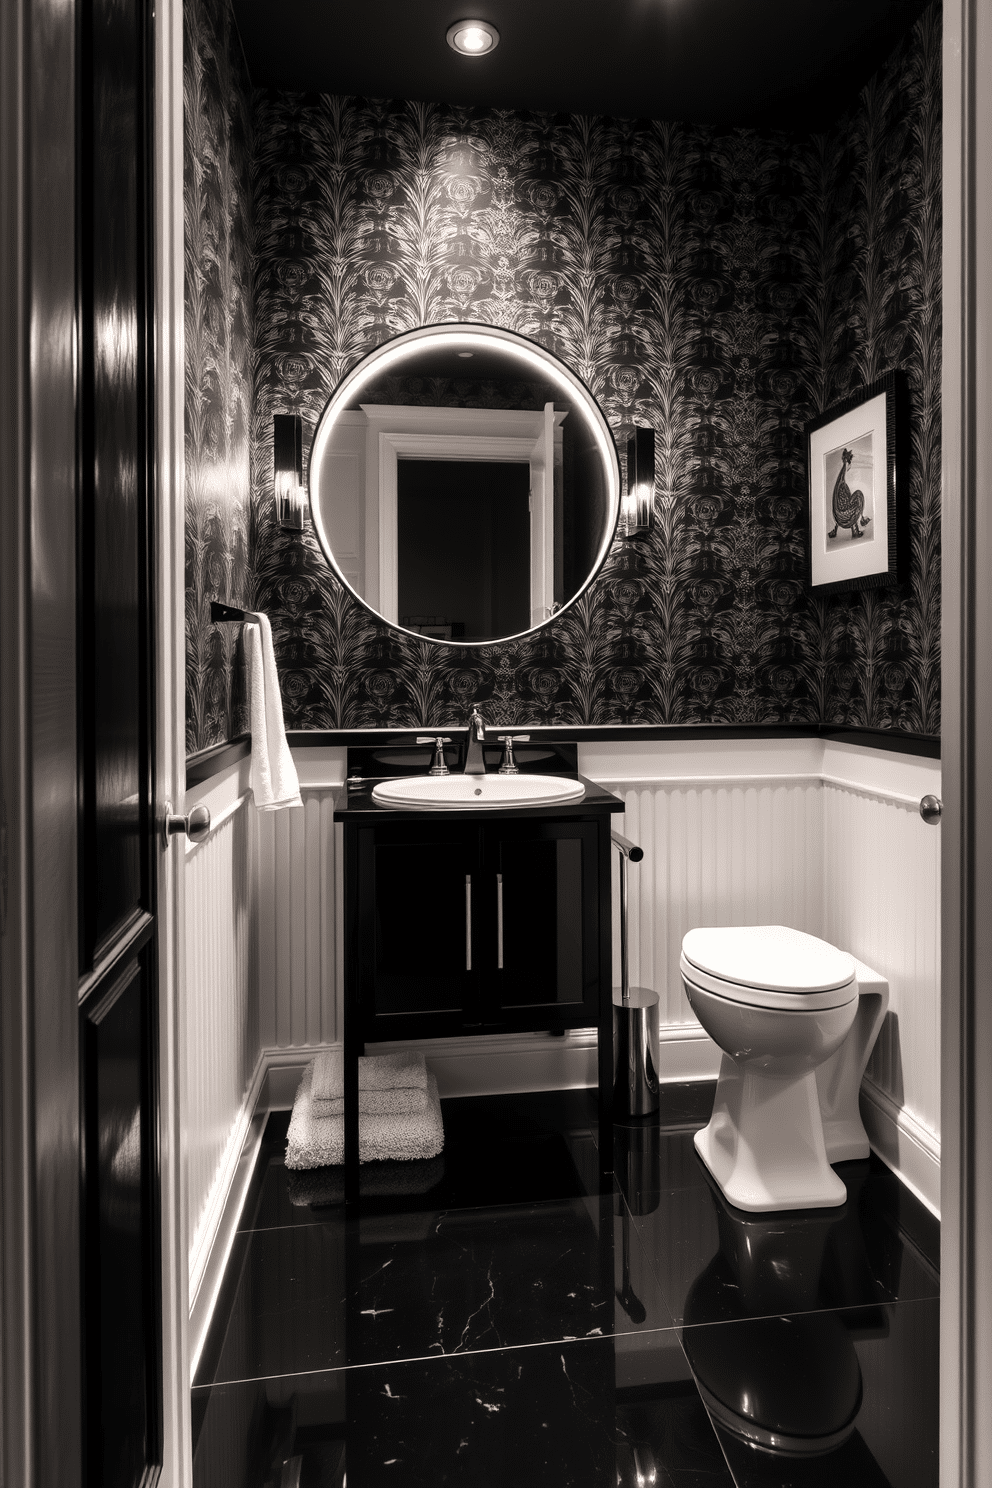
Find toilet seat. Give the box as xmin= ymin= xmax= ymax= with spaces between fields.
xmin=681 ymin=926 xmax=857 ymax=1012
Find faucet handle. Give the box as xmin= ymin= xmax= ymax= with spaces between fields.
xmin=417 ymin=736 xmax=452 ymax=776
xmin=496 ymin=735 xmax=529 ymax=776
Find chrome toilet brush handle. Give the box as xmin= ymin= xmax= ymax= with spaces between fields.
xmin=612 ymin=831 xmax=643 ymax=1008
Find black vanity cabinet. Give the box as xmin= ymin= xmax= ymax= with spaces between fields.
xmin=480 ymin=818 xmax=600 ymax=1029
xmin=337 ymin=770 xmax=625 ymax=1202
xmin=355 ymin=816 xmax=602 ymax=1041
xmin=357 ymin=819 xmax=474 ymax=1037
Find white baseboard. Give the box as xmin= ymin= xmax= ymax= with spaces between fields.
xmin=262 ymin=1024 xmax=723 ymax=1108
xmin=187 ymin=1052 xmax=268 ymax=1379
xmin=860 ymin=1076 xmax=941 ymax=1218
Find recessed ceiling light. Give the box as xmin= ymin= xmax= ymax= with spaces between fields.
xmin=446 ymin=19 xmax=499 ymax=56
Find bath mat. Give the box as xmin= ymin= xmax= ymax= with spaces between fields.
xmin=286 ymin=1060 xmax=444 ymax=1169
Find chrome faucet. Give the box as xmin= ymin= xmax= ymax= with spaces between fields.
xmin=464 ymin=707 xmax=487 ymax=775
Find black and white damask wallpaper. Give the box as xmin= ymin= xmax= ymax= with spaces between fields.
xmin=183 ymin=0 xmax=940 ymax=742
xmin=184 ymin=0 xmax=255 ymax=753
xmin=814 ymin=3 xmax=941 ymax=733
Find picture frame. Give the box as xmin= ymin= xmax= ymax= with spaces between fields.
xmin=804 ymin=372 xmax=905 ymax=595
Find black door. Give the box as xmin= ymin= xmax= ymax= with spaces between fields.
xmin=76 ymin=0 xmax=161 ymax=1481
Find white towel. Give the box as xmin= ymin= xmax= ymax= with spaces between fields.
xmin=285 ymin=1061 xmax=444 ymax=1169
xmin=313 ymin=1087 xmax=429 ymax=1118
xmin=311 ymin=1050 xmax=428 ymax=1110
xmin=245 ymin=614 xmax=302 ymax=812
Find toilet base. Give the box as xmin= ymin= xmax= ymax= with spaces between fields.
xmin=695 ymin=1054 xmax=848 ymax=1212
xmin=821 ymin=1117 xmax=871 ymax=1165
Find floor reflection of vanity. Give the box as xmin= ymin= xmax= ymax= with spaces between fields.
xmin=334 ymin=742 xmax=624 ymax=1202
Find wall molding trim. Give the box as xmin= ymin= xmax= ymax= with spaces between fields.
xmin=861 ymin=1075 xmax=941 ymax=1218
xmin=185 ymin=733 xmax=251 ymax=785
xmin=183 ymin=724 xmax=941 ymax=790
xmin=187 ymin=1051 xmax=268 ymax=1379
xmin=261 ymin=1024 xmax=724 ymax=1108
xmin=184 ymin=789 xmax=249 ymax=852
xmin=286 ymin=723 xmax=940 ymax=758
xmin=598 ymin=771 xmax=927 ymax=812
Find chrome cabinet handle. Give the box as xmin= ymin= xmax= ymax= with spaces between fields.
xmin=497 ymin=873 xmax=504 ymax=969
xmin=161 ymin=801 xmax=211 ymax=849
xmin=920 ymin=795 xmax=942 ymax=825
xmin=465 ymin=875 xmax=472 ymax=970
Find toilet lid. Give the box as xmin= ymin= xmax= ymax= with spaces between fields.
xmin=681 ymin=925 xmax=856 ymax=994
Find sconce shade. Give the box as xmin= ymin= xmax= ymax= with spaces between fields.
xmin=621 ymin=427 xmax=655 ymax=538
xmin=274 ymin=413 xmax=305 ymax=531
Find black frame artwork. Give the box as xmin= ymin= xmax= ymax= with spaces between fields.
xmin=804 ymin=372 xmax=905 ymax=595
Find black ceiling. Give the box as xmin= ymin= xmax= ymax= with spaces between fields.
xmin=232 ymin=0 xmax=931 ymax=133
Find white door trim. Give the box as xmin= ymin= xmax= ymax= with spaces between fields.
xmin=941 ymin=0 xmax=992 ymax=1481
xmin=153 ymin=0 xmax=192 ymax=1479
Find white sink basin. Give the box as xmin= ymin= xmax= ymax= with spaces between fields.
xmin=371 ymin=774 xmax=586 ymax=810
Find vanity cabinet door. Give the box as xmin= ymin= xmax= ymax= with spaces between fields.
xmin=479 ymin=820 xmax=600 ymax=1030
xmin=356 ymin=822 xmax=476 ymax=1039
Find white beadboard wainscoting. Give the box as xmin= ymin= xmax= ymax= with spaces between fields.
xmin=182 ymin=758 xmax=265 ymax=1373
xmin=583 ymin=737 xmax=942 ymax=1214
xmin=180 ymin=733 xmax=942 ymax=1357
xmin=819 ymin=741 xmax=942 ymax=1215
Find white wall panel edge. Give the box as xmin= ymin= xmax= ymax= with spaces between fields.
xmin=183 ymin=755 xmax=251 ymax=817
xmin=578 ymin=736 xmax=824 ymax=780
xmin=820 ymin=738 xmax=940 ymax=799
xmin=187 ymin=1049 xmax=268 ymax=1350
xmin=861 ymin=1075 xmax=941 ymax=1218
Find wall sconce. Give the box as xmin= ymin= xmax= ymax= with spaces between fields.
xmin=620 ymin=427 xmax=655 ymax=539
xmin=274 ymin=413 xmax=305 ymax=531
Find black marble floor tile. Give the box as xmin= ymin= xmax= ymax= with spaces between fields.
xmin=199 ymin=1191 xmax=674 ymax=1388
xmin=199 ymin=1088 xmax=939 ymax=1487
xmin=192 ymin=1331 xmax=735 ymax=1488
xmin=614 ymin=1125 xmax=714 ymax=1211
xmin=685 ymin=1297 xmax=939 ymax=1488
xmin=627 ymin=1158 xmax=939 ymax=1329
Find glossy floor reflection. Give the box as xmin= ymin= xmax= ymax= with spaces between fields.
xmin=192 ymin=1084 xmax=939 ymax=1488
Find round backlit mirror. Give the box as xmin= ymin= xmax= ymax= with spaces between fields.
xmin=308 ymin=324 xmax=620 ymax=646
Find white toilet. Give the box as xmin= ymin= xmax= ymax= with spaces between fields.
xmin=680 ymin=925 xmax=889 ymax=1212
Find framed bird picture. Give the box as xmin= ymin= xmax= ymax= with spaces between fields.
xmin=804 ymin=372 xmax=905 ymax=594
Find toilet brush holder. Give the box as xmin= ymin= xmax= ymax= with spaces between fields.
xmin=611 ymin=832 xmax=660 ymax=1118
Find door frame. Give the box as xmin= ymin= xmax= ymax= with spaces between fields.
xmin=152 ymin=0 xmax=192 ymax=1478
xmin=940 ymin=0 xmax=992 ymax=1482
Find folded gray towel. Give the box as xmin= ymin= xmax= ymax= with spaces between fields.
xmin=313 ymin=1086 xmax=429 ymax=1118
xmin=286 ymin=1060 xmax=444 ymax=1169
xmin=310 ymin=1049 xmax=428 ymax=1111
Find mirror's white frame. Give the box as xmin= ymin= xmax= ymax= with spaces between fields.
xmin=308 ymin=323 xmax=621 ymax=647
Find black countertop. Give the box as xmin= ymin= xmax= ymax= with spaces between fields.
xmin=333 ymin=773 xmax=625 ymax=824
